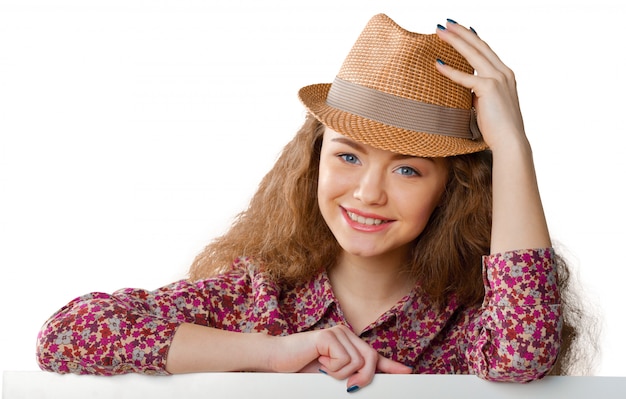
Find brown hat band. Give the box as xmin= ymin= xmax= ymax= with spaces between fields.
xmin=326 ymin=77 xmax=482 ymax=140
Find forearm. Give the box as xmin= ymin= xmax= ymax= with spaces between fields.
xmin=36 ymin=292 xmax=181 ymax=375
xmin=466 ymin=248 xmax=561 ymax=381
xmin=165 ymin=323 xmax=273 ymax=373
xmin=490 ymin=137 xmax=551 ymax=254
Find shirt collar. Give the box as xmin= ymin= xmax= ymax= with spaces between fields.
xmin=289 ymin=269 xmax=338 ymax=331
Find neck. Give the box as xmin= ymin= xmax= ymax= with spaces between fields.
xmin=328 ymin=249 xmax=415 ymax=333
xmin=330 ymin=250 xmax=412 ymax=300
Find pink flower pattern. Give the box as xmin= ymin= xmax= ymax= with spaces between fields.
xmin=36 ymin=248 xmax=560 ymax=382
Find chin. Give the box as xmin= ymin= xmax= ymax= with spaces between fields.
xmin=339 ymin=243 xmax=389 ymax=259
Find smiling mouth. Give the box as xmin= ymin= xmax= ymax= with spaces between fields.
xmin=345 ymin=210 xmax=389 ymax=226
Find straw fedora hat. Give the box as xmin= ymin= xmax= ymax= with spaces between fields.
xmin=299 ymin=14 xmax=488 ymax=157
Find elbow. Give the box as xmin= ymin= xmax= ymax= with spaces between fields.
xmin=36 ymin=322 xmax=70 ymax=374
xmin=480 ymin=356 xmax=556 ymax=383
xmin=477 ymin=338 xmax=560 ymax=383
xmin=34 ymin=293 xmax=105 ymax=375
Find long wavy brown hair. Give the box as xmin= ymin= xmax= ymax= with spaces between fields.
xmin=189 ymin=113 xmax=594 ymax=375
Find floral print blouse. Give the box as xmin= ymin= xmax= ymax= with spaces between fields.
xmin=36 ymin=248 xmax=561 ymax=382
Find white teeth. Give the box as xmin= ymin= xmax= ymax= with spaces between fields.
xmin=347 ymin=211 xmax=384 ymax=226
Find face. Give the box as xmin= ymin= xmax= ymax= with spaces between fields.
xmin=317 ymin=128 xmax=449 ymax=263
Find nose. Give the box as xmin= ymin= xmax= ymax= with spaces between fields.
xmin=353 ymin=167 xmax=387 ymax=206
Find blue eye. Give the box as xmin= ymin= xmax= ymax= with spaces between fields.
xmin=339 ymin=153 xmax=360 ymax=165
xmin=395 ymin=166 xmax=421 ymax=176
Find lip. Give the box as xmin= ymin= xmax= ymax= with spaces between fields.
xmin=341 ymin=206 xmax=394 ymax=232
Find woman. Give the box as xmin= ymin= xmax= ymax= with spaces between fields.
xmin=36 ymin=14 xmax=572 ymax=393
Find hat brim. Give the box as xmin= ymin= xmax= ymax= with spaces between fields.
xmin=299 ymin=83 xmax=489 ymax=158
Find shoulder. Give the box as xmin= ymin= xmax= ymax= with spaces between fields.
xmin=183 ymin=256 xmax=287 ymax=300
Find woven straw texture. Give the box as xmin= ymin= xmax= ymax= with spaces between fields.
xmin=299 ymin=14 xmax=489 ymax=157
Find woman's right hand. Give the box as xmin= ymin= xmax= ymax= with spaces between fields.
xmin=268 ymin=325 xmax=413 ymax=392
xmin=168 ymin=323 xmax=411 ymax=392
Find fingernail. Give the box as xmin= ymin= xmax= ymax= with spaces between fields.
xmin=436 ymin=58 xmax=446 ymax=66
xmin=446 ymin=18 xmax=457 ymax=24
xmin=318 ymin=368 xmax=327 ymax=375
xmin=347 ymin=385 xmax=360 ymax=393
xmin=437 ymin=24 xmax=446 ymax=31
xmin=469 ymin=26 xmax=478 ymax=35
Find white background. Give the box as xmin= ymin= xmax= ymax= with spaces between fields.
xmin=1 ymin=0 xmax=624 ymax=388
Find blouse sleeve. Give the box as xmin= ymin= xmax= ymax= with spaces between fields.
xmin=36 ymin=261 xmax=253 ymax=376
xmin=462 ymin=248 xmax=562 ymax=382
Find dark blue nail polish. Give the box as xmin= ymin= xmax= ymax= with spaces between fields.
xmin=436 ymin=58 xmax=445 ymax=66
xmin=318 ymin=368 xmax=327 ymax=375
xmin=447 ymin=18 xmax=457 ymax=24
xmin=469 ymin=26 xmax=478 ymax=35
xmin=437 ymin=24 xmax=446 ymax=31
xmin=347 ymin=385 xmax=360 ymax=393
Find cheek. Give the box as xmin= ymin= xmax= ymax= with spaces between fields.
xmin=399 ymin=185 xmax=446 ymax=224
xmin=316 ymin=163 xmax=340 ymax=213
xmin=412 ymin=203 xmax=438 ymax=229
xmin=317 ymin=160 xmax=351 ymax=200
xmin=316 ymin=164 xmax=331 ymax=201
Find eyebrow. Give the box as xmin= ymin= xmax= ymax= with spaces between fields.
xmin=330 ymin=137 xmax=434 ymax=162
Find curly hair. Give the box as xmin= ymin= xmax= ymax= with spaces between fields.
xmin=188 ymin=113 xmax=593 ymax=375
xmin=189 ymin=114 xmax=338 ymax=284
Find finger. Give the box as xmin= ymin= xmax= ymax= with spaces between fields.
xmin=342 ymin=354 xmax=412 ymax=394
xmin=338 ymin=334 xmax=382 ymax=391
xmin=375 ymin=354 xmax=413 ymax=374
xmin=332 ymin=328 xmax=372 ymax=380
xmin=298 ymin=359 xmax=322 ymax=373
xmin=445 ymin=20 xmax=504 ymax=67
xmin=316 ymin=327 xmax=364 ymax=376
xmin=434 ymin=59 xmax=477 ymax=91
xmin=436 ymin=21 xmax=504 ymax=75
xmin=435 ymin=54 xmax=517 ymax=105
xmin=343 ymin=351 xmax=378 ymax=393
xmin=444 ymin=21 xmax=518 ymax=97
xmin=445 ymin=20 xmax=504 ymax=65
xmin=315 ymin=326 xmax=378 ymax=391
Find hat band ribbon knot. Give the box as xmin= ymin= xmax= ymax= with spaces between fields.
xmin=326 ymin=77 xmax=482 ymax=140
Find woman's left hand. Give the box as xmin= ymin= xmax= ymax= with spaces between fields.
xmin=435 ymin=20 xmax=528 ymax=154
xmin=435 ymin=19 xmax=551 ymax=254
